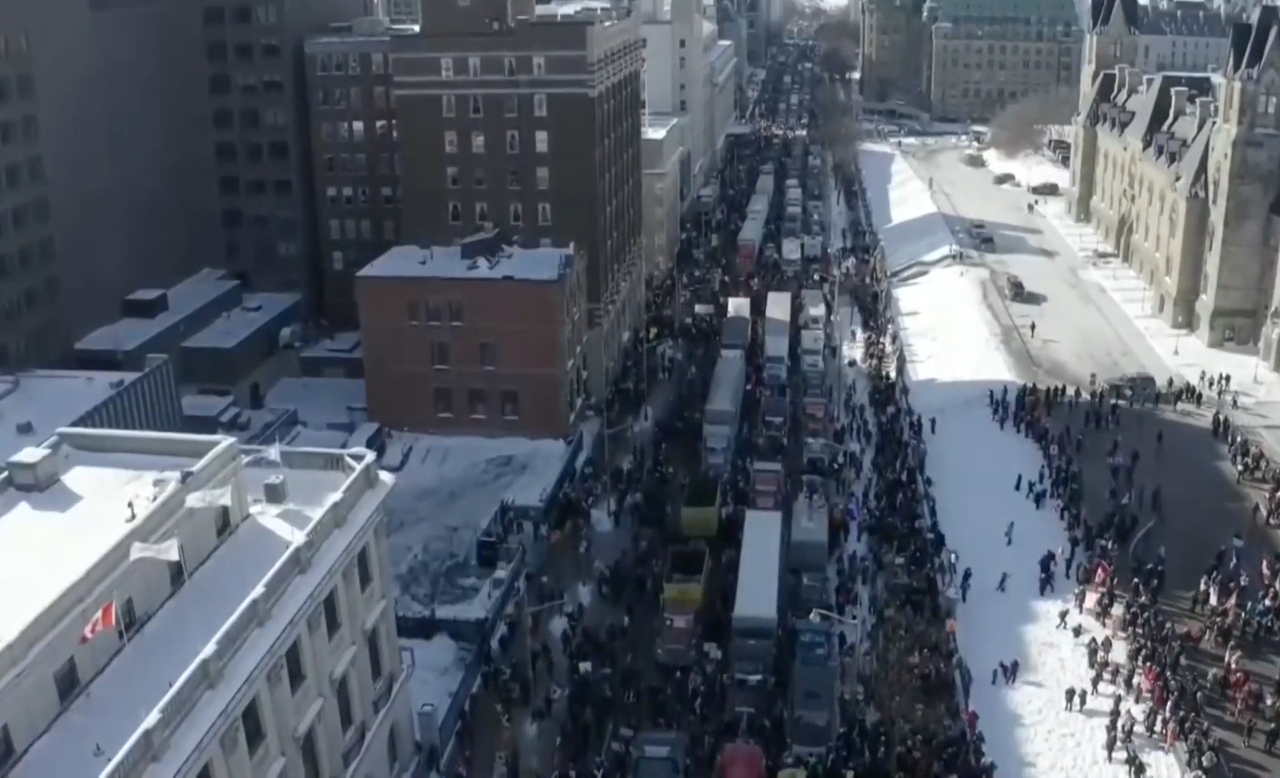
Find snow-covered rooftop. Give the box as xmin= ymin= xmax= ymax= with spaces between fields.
xmin=643 ymin=113 xmax=680 ymax=140
xmin=0 ymin=370 xmax=141 ymax=462
xmin=859 ymin=143 xmax=956 ymax=275
xmin=302 ymin=330 xmax=363 ymax=361
xmin=6 ymin=432 xmax=390 ymax=778
xmin=359 ymin=243 xmax=573 ymax=282
xmin=75 ymin=269 xmax=239 ymax=354
xmin=386 ymin=434 xmax=567 ymax=620
xmin=181 ymin=292 xmax=301 ymax=350
xmin=404 ymin=634 xmax=472 ymax=739
xmin=265 ymin=376 xmax=368 ymax=429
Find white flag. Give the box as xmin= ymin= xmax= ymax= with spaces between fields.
xmin=130 ymin=539 xmax=182 ymax=563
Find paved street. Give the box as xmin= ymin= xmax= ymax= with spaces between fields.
xmin=908 ymin=145 xmax=1280 ymax=777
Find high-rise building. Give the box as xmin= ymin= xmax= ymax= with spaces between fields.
xmin=0 ymin=430 xmax=411 ymax=778
xmin=391 ymin=0 xmax=645 ymax=393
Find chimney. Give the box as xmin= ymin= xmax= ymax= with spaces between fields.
xmin=1124 ymin=68 xmax=1143 ymax=95
xmin=1113 ymin=65 xmax=1130 ymax=100
xmin=1143 ymin=75 xmax=1156 ymax=93
xmin=1194 ymin=97 xmax=1215 ymax=132
xmin=1169 ymin=86 xmax=1190 ymax=117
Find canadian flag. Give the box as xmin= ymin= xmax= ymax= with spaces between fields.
xmin=79 ymin=601 xmax=116 ymax=644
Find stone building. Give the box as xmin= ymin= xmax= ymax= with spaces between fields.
xmin=923 ymin=0 xmax=1081 ymax=121
xmin=859 ymin=0 xmax=930 ymax=107
xmin=1071 ymin=1 xmax=1280 ymax=351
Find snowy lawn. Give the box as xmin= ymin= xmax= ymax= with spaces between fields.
xmin=894 ymin=265 xmax=1183 ymax=778
xmin=859 ymin=143 xmax=956 ymax=276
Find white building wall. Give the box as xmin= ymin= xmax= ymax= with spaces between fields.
xmin=643 ymin=0 xmax=714 ymax=191
xmin=643 ymin=24 xmax=676 ymax=112
xmin=1136 ymin=34 xmax=1229 ymax=74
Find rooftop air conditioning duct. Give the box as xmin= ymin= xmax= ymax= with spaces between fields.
xmin=7 ymin=447 xmax=60 ymax=492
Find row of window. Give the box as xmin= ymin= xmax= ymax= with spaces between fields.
xmin=0 ymin=156 xmax=44 ymax=197
xmin=433 ymin=386 xmax=521 ymax=420
xmin=0 ymin=236 xmax=56 ymax=280
xmin=220 ymin=207 xmax=298 ymax=235
xmin=448 ymin=201 xmax=551 ymax=227
xmin=315 ymin=86 xmax=391 ymax=112
xmin=225 ymin=239 xmax=300 ymax=264
xmin=442 ymin=92 xmax=547 ymax=118
xmin=202 ymin=4 xmax=280 ymax=28
xmin=325 ymin=185 xmax=400 ymax=208
xmin=0 ymin=73 xmax=35 ymax=105
xmin=943 ymin=58 xmax=1072 ymax=73
xmin=213 ymin=139 xmax=291 ymax=164
xmin=315 ymin=51 xmax=388 ymax=76
xmin=0 ymin=275 xmax=59 ymax=327
xmin=429 ymin=340 xmax=500 ymax=370
xmin=445 ymin=129 xmax=548 ymax=155
xmin=219 ymin=176 xmax=293 ymax=198
xmin=0 ymin=34 xmax=30 ymax=62
xmin=0 ymin=196 xmax=51 ymax=238
xmin=446 ymin=166 xmax=551 ymax=191
xmin=213 ymin=106 xmax=289 ymax=133
xmin=208 ymin=72 xmax=286 ymax=97
xmin=0 ymin=115 xmax=38 ymax=149
xmin=407 ymin=299 xmax=463 ymax=325
xmin=439 ymin=55 xmax=546 ymax=80
xmin=321 ymin=151 xmax=401 ymax=177
xmin=327 ymin=218 xmax=396 ymax=246
xmin=205 ymin=38 xmax=282 ymax=65
xmin=318 ymin=119 xmax=397 ymax=144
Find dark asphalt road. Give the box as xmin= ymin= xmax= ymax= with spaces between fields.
xmin=982 ymin=275 xmax=1280 ymax=777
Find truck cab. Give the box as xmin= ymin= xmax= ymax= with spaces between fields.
xmin=788 ymin=620 xmax=840 ymax=758
xmin=679 ymin=474 xmax=720 ymax=538
xmin=750 ymin=459 xmax=785 ymax=510
xmin=714 ymin=743 xmax=766 ymax=778
xmin=632 ymin=732 xmax=688 ymax=778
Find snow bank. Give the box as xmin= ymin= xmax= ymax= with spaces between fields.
xmin=983 ymin=149 xmax=1071 ymax=189
xmin=894 ymin=266 xmax=1183 ymax=778
xmin=858 ymin=143 xmax=955 ymax=277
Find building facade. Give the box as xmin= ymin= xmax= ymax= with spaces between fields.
xmin=1132 ymin=0 xmax=1232 ymax=74
xmin=641 ymin=115 xmax=688 ymax=278
xmin=924 ymin=0 xmax=1081 ymax=121
xmin=356 ymin=237 xmax=588 ymax=438
xmin=391 ymin=0 xmax=645 ymax=393
xmin=860 ymin=0 xmax=930 ymax=107
xmin=1071 ymin=0 xmax=1280 ymax=351
xmin=1 ymin=431 xmax=411 ymax=778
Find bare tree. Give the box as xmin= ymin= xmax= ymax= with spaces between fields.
xmin=814 ymin=18 xmax=860 ymax=81
xmin=816 ymin=78 xmax=862 ymax=169
xmin=987 ymin=88 xmax=1076 ymax=156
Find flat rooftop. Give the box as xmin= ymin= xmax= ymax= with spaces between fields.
xmin=386 ymin=435 xmax=566 ymax=621
xmin=75 ymin=269 xmax=239 ymax=354
xmin=181 ymin=292 xmax=300 ymax=350
xmin=358 ymin=244 xmax=572 ymax=282
xmin=643 ymin=114 xmax=680 ymax=140
xmin=9 ymin=435 xmax=388 ymax=778
xmin=302 ymin=331 xmax=363 ymax=361
xmin=0 ymin=370 xmax=141 ymax=461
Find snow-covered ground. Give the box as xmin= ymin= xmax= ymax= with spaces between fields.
xmin=403 ymin=634 xmax=472 ymax=740
xmin=987 ymin=149 xmax=1280 ymax=403
xmin=892 ymin=262 xmax=1184 ymax=777
xmin=385 ymin=434 xmax=568 ymax=620
xmin=858 ymin=143 xmax=955 ymax=275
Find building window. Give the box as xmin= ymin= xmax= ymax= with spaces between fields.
xmin=168 ymin=556 xmax=186 ymax=590
xmin=533 ymin=56 xmax=546 ymax=76
xmin=679 ymin=56 xmax=686 ymax=69
xmin=242 ymin=697 xmax=266 ymax=756
xmin=442 ymin=94 xmax=455 ymax=116
xmin=448 ymin=202 xmax=462 ymax=223
xmin=480 ymin=341 xmax=498 ymax=369
xmin=432 ymin=340 xmax=451 ymax=369
xmin=426 ymin=301 xmax=444 ymax=324
xmin=448 ymin=300 xmax=464 ymax=325
xmin=441 ymin=57 xmax=454 ymax=78
xmin=504 ymin=56 xmax=517 ymax=76
xmin=471 ymin=131 xmax=485 ymax=154
xmin=215 ymin=505 xmax=232 ymax=537
xmin=536 ymin=167 xmax=549 ymax=189
xmin=507 ymin=168 xmax=520 ymax=189
xmin=446 ymin=167 xmax=460 ymax=188
xmin=434 ymin=387 xmax=453 ymax=416
xmin=500 ymin=390 xmax=520 ymax=419
xmin=381 ymin=186 xmax=396 ymax=205
xmin=285 ymin=639 xmax=307 ymax=693
xmin=331 ymin=250 xmax=344 ymax=270
xmin=53 ymin=656 xmax=81 ymax=706
xmin=372 ymin=53 xmax=385 ymax=73
xmin=301 ymin=729 xmax=321 ymax=778
xmin=470 ymin=94 xmax=483 ymax=117
xmin=504 ymin=94 xmax=518 ymax=116
xmin=323 ymin=589 xmax=341 ymax=639
xmin=538 ymin=202 xmax=552 ymax=225
xmin=336 ymin=675 xmax=354 ymax=733
xmin=678 ymin=38 xmax=686 ymax=49
xmin=444 ymin=131 xmax=458 ymax=154
xmin=535 ymin=131 xmax=548 ymax=153
xmin=468 ymin=56 xmax=481 ymax=77
xmin=510 ymin=202 xmax=523 ymax=225
xmin=506 ymin=130 xmax=519 ymax=153
xmin=367 ymin=629 xmax=384 ymax=684
xmin=357 ymin=547 xmax=373 ymax=591
xmin=384 ymin=220 xmax=397 ymax=241
xmin=533 ymin=93 xmax=547 ymax=116
xmin=473 ymin=169 xmax=487 ymax=188
xmin=467 ymin=388 xmax=487 ymax=417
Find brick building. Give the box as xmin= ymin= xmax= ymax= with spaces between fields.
xmin=356 ymin=232 xmax=588 ymax=438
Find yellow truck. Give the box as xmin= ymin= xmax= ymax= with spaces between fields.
xmin=680 ymin=473 xmax=720 ymax=538
xmin=658 ymin=544 xmax=709 ymax=666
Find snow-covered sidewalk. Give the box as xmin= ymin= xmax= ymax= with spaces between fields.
xmin=893 ymin=264 xmax=1183 ymax=778
xmin=987 ymin=149 xmax=1280 ymax=404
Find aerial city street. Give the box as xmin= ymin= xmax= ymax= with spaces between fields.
xmin=10 ymin=0 xmax=1280 ymax=777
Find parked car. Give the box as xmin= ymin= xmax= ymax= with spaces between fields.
xmin=1005 ymin=274 xmax=1026 ymax=300
xmin=977 ymin=234 xmax=997 ymax=252
xmin=993 ymin=172 xmax=1016 ymax=185
xmin=968 ymin=221 xmax=988 ymax=237
xmin=1029 ymin=182 xmax=1060 ymax=196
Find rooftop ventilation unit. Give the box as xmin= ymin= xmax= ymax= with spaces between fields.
xmin=7 ymin=447 xmax=60 ymax=492
xmin=263 ymin=473 xmax=289 ymax=504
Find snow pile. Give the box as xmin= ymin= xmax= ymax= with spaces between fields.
xmin=404 ymin=634 xmax=471 ymax=740
xmin=893 ymin=265 xmax=1183 ymax=778
xmin=983 ymin=149 xmax=1071 ymax=189
xmin=859 ymin=143 xmax=956 ymax=276
xmin=386 ymin=434 xmax=568 ymax=618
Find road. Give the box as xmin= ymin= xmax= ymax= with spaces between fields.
xmin=907 ymin=145 xmax=1280 ymax=778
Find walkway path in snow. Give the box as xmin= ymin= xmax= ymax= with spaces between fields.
xmin=892 ymin=263 xmax=1184 ymax=778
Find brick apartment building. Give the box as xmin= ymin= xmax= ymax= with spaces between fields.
xmin=356 ymin=231 xmax=588 ymax=438
xmin=304 ymin=0 xmax=644 ymax=393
